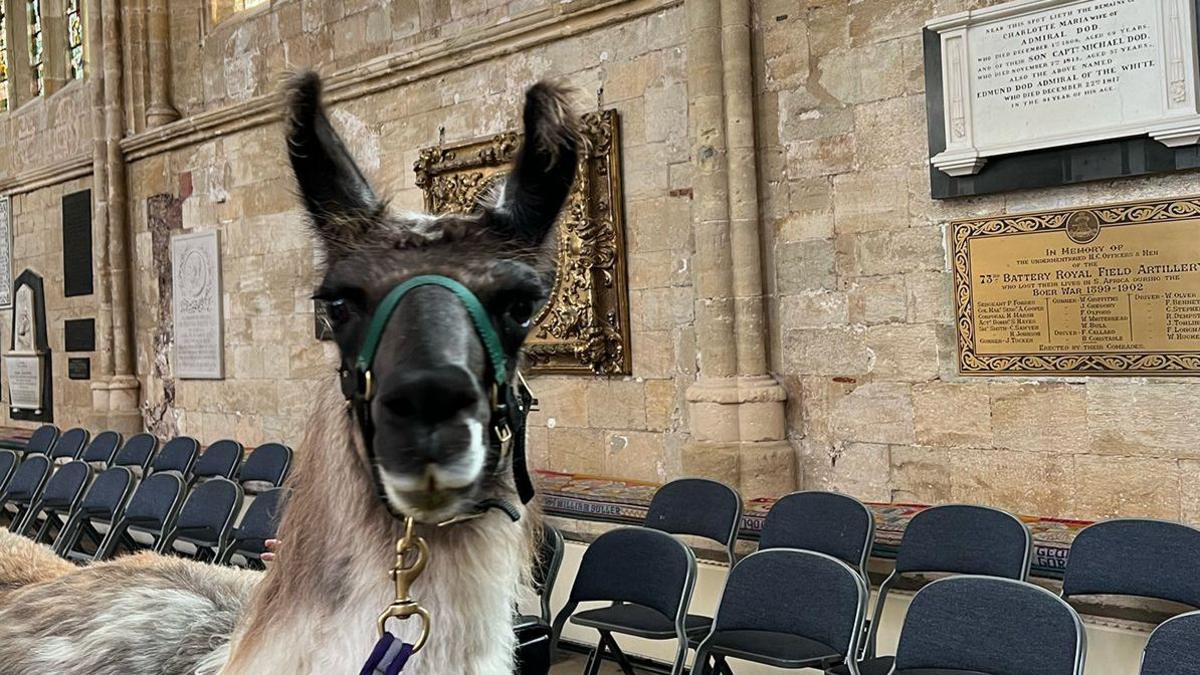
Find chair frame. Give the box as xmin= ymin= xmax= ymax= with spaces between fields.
xmin=21 ymin=425 xmax=60 ymax=457
xmin=1061 ymin=517 xmax=1200 ymax=610
xmin=692 ymin=548 xmax=869 ymax=675
xmin=217 ymin=486 xmax=288 ymax=568
xmin=0 ymin=449 xmax=19 ymax=495
xmin=862 ymin=503 xmax=1032 ymax=659
xmin=535 ymin=524 xmax=565 ymax=624
xmin=895 ymin=575 xmax=1087 ymax=675
xmin=550 ymin=527 xmax=698 ymax=675
xmin=3 ymin=455 xmax=51 ymax=531
xmin=240 ymin=442 xmax=293 ymax=488
xmin=94 ymin=472 xmax=186 ymax=561
xmin=54 ymin=466 xmax=137 ymax=559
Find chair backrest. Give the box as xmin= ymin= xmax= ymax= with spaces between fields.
xmin=79 ymin=466 xmax=135 ymax=518
xmin=533 ymin=524 xmax=565 ymax=623
xmin=39 ymin=460 xmax=91 ymax=509
xmin=645 ymin=478 xmax=742 ymax=562
xmin=1141 ymin=610 xmax=1200 ymax=675
xmin=122 ymin=471 xmax=185 ymax=530
xmin=171 ymin=477 xmax=242 ymax=543
xmin=193 ymin=440 xmax=243 ymax=481
xmin=758 ymin=491 xmax=875 ymax=577
xmin=0 ymin=450 xmax=18 ymax=493
xmin=81 ymin=431 xmax=124 ymax=469
xmin=896 ymin=504 xmax=1032 ymax=579
xmin=5 ymin=455 xmax=51 ymax=504
xmin=49 ymin=428 xmax=90 ymax=462
xmin=567 ymin=527 xmax=696 ymax=622
xmin=231 ymin=487 xmax=287 ymax=553
xmin=712 ymin=548 xmax=867 ymax=661
xmin=114 ymin=433 xmax=158 ymax=475
xmin=24 ymin=425 xmax=59 ymax=455
xmin=894 ymin=576 xmax=1086 ymax=675
xmin=151 ymin=436 xmax=199 ymax=478
xmin=1062 ymin=519 xmax=1200 ymax=609
xmin=239 ymin=442 xmax=292 ymax=492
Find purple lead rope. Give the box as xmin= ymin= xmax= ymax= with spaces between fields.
xmin=360 ymin=632 xmax=415 ymax=674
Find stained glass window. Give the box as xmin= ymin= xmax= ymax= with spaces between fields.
xmin=0 ymin=3 xmax=9 ymax=112
xmin=28 ymin=0 xmax=43 ymax=97
xmin=210 ymin=0 xmax=270 ymax=26
xmin=67 ymin=0 xmax=83 ymax=79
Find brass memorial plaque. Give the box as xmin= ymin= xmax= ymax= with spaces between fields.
xmin=954 ymin=197 xmax=1200 ymax=375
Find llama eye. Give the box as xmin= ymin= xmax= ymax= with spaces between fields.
xmin=505 ymin=299 xmax=535 ymax=327
xmin=327 ymin=298 xmax=352 ymax=324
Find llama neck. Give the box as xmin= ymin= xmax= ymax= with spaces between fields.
xmin=222 ymin=384 xmax=527 ymax=675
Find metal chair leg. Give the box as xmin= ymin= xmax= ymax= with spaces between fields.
xmin=600 ymin=632 xmax=636 ymax=675
xmin=583 ymin=646 xmax=603 ymax=675
xmin=714 ymin=656 xmax=734 ymax=675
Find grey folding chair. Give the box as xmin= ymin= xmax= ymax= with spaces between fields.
xmin=0 ymin=450 xmax=19 ymax=494
xmin=80 ymin=431 xmax=123 ymax=471
xmin=693 ymin=548 xmax=868 ymax=675
xmin=892 ymin=576 xmax=1086 ymax=675
xmin=193 ymin=439 xmax=244 ymax=482
xmin=150 ymin=436 xmax=200 ymax=482
xmin=22 ymin=424 xmax=59 ymax=457
xmin=2 ymin=454 xmax=51 ymax=530
xmin=55 ymin=466 xmax=136 ymax=560
xmin=219 ymin=486 xmax=287 ymax=568
xmin=95 ymin=471 xmax=186 ymax=560
xmin=48 ymin=427 xmax=89 ymax=465
xmin=239 ymin=442 xmax=292 ymax=492
xmin=551 ymin=527 xmax=697 ymax=675
xmin=162 ymin=477 xmax=243 ymax=562
xmin=1141 ymin=610 xmax=1200 ymax=675
xmin=645 ymin=478 xmax=743 ymax=565
xmin=1062 ymin=518 xmax=1200 ymax=611
xmin=114 ymin=432 xmax=159 ymax=478
xmin=759 ymin=490 xmax=875 ymax=581
xmin=829 ymin=503 xmax=1032 ymax=675
xmin=17 ymin=459 xmax=91 ymax=542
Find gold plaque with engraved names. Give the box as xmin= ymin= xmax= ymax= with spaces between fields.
xmin=954 ymin=196 xmax=1200 ymax=375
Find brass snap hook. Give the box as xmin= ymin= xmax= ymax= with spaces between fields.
xmin=377 ymin=517 xmax=432 ymax=653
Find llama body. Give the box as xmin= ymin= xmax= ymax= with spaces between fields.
xmin=0 ymin=72 xmax=578 ymax=675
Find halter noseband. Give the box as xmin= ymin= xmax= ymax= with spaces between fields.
xmin=341 ymin=274 xmax=536 ymax=524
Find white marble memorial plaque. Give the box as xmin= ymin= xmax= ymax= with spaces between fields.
xmin=0 ymin=198 xmax=12 ymax=309
xmin=171 ymin=230 xmax=224 ymax=379
xmin=5 ymin=354 xmax=42 ymax=410
xmin=929 ymin=0 xmax=1200 ymax=175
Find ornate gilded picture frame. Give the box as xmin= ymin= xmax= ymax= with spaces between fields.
xmin=414 ymin=110 xmax=631 ymax=376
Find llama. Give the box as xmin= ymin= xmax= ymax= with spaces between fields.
xmin=0 ymin=71 xmax=580 ymax=675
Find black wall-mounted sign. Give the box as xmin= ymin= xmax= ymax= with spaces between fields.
xmin=64 ymin=318 xmax=96 ymax=352
xmin=62 ymin=190 xmax=94 ymax=297
xmin=68 ymin=357 xmax=90 ymax=380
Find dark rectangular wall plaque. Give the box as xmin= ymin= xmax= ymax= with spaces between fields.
xmin=68 ymin=357 xmax=90 ymax=380
xmin=64 ymin=318 xmax=95 ymax=352
xmin=62 ymin=190 xmax=94 ymax=297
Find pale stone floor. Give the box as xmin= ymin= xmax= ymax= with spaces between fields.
xmin=549 ymin=653 xmax=625 ymax=674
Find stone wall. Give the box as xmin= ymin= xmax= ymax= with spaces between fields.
xmin=3 ymin=0 xmax=1200 ymax=524
xmin=757 ymin=0 xmax=1200 ymax=523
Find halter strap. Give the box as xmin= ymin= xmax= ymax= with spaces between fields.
xmin=356 ymin=275 xmax=507 ymax=390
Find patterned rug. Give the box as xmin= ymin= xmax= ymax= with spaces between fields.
xmin=536 ymin=470 xmax=1087 ymax=579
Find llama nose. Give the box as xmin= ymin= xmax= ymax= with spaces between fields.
xmin=378 ymin=365 xmax=480 ymax=425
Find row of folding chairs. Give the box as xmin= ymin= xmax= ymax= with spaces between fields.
xmin=1 ymin=425 xmax=291 ymax=569
xmin=551 ymin=478 xmax=1200 ymax=675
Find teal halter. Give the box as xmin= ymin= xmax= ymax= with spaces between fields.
xmin=341 ymin=274 xmax=535 ymax=522
xmin=355 ymin=275 xmax=508 ymax=395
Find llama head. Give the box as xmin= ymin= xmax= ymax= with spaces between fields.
xmin=285 ymin=72 xmax=579 ymax=522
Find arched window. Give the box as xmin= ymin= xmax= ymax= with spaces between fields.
xmin=66 ymin=0 xmax=82 ymax=79
xmin=0 ymin=2 xmax=9 ymax=111
xmin=210 ymin=0 xmax=269 ymax=26
xmin=27 ymin=0 xmax=43 ymax=96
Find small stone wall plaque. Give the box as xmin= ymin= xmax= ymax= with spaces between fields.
xmin=927 ymin=0 xmax=1200 ymax=177
xmin=954 ymin=195 xmax=1200 ymax=375
xmin=171 ymin=230 xmax=224 ymax=379
xmin=67 ymin=357 xmax=90 ymax=381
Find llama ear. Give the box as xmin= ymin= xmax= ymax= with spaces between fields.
xmin=284 ymin=71 xmax=380 ymax=256
xmin=485 ymin=81 xmax=581 ymax=246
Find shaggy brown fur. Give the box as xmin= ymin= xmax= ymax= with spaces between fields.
xmin=0 ymin=531 xmax=73 ymax=604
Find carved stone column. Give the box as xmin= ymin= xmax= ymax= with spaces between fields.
xmin=89 ymin=0 xmax=142 ymax=434
xmin=683 ymin=0 xmax=792 ymax=499
xmin=144 ymin=0 xmax=178 ymax=126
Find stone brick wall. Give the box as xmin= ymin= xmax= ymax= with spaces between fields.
xmin=757 ymin=0 xmax=1200 ymax=523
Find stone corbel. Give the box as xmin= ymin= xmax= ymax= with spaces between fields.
xmin=930 ymin=28 xmax=987 ymax=176
xmin=1149 ymin=0 xmax=1200 ymax=147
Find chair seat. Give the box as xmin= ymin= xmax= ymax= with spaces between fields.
xmin=571 ymin=604 xmax=712 ymax=639
xmin=174 ymin=526 xmax=220 ymax=543
xmin=702 ymin=629 xmax=841 ymax=668
xmin=828 ymin=656 xmax=895 ymax=675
